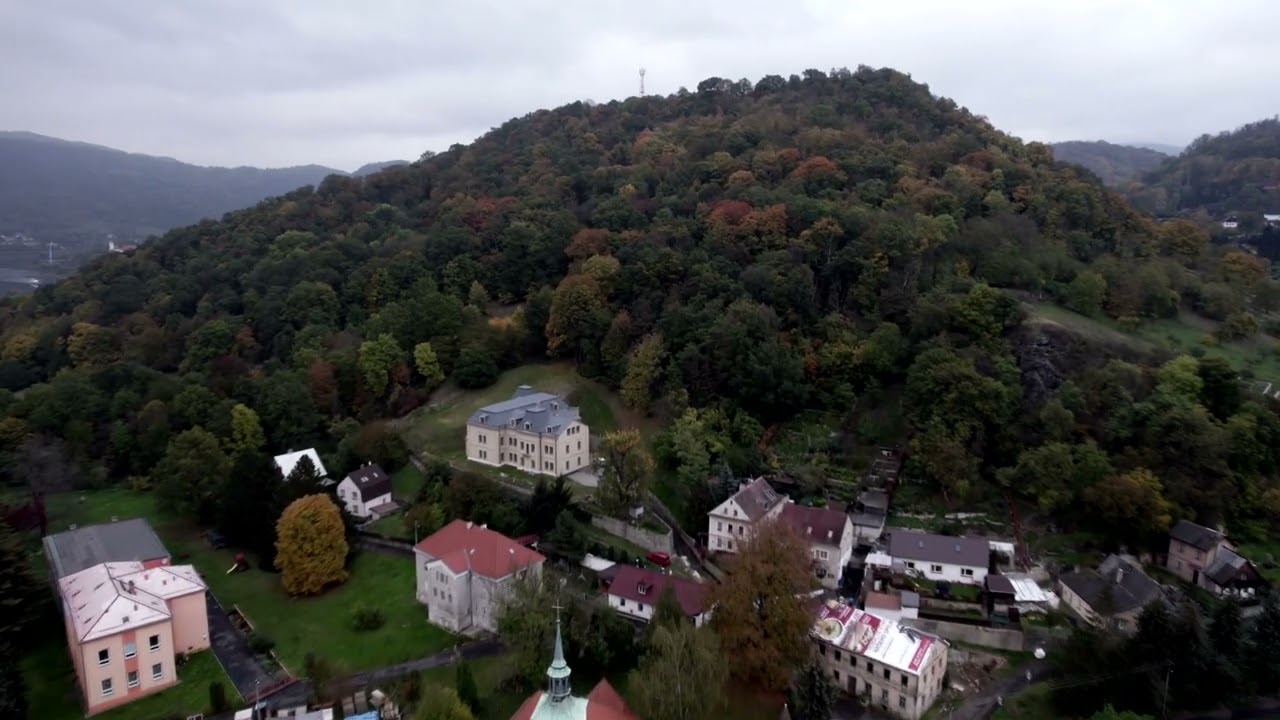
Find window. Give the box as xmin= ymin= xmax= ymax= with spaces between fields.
xmin=901 ymin=674 xmax=909 ymax=687
xmin=961 ymin=568 xmax=974 ymax=577
xmin=866 ymin=661 xmax=872 ymax=672
xmin=564 ymin=444 xmax=569 ymax=454
xmin=479 ymin=434 xmax=486 ymax=444
xmin=930 ymin=564 xmax=942 ymax=573
xmin=716 ymin=537 xmax=723 ymax=548
xmin=818 ymin=643 xmax=826 ymax=656
xmin=906 ymin=561 xmax=915 ymax=569
xmin=620 ymin=599 xmax=626 ymax=607
xmin=124 ymin=641 xmax=136 ymax=658
xmin=127 ymin=670 xmax=139 ymax=688
xmin=880 ymin=689 xmax=888 ymax=703
xmin=577 ymin=441 xmax=581 ymax=450
xmin=717 ymin=522 xmax=723 ymax=532
xmin=834 ymin=650 xmax=842 ymax=662
xmin=101 ymin=678 xmax=113 ymax=697
xmin=833 ymin=670 xmax=841 ymax=681
xmin=149 ymin=635 xmax=159 ymax=651
xmin=727 ymin=539 xmax=734 ymax=550
xmin=738 ymin=526 xmax=744 ymax=535
xmin=899 ymin=696 xmax=907 ymax=710
xmin=883 ymin=668 xmax=890 ymax=680
xmin=152 ymin=662 xmax=164 ymax=680
xmin=98 ymin=648 xmax=109 ymax=666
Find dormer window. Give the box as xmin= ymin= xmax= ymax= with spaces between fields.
xmin=638 ymin=583 xmax=648 ymax=595
xmin=479 ymin=415 xmax=488 ymax=424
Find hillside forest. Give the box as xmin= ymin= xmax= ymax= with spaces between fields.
xmin=1048 ymin=140 xmax=1169 ymax=188
xmin=1 ymin=66 xmax=1279 ymax=573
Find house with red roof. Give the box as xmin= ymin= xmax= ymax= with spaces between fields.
xmin=413 ymin=519 xmax=545 ymax=634
xmin=779 ymin=503 xmax=854 ymax=588
xmin=509 ymin=612 xmax=639 ymax=720
xmin=605 ymin=565 xmax=711 ymax=627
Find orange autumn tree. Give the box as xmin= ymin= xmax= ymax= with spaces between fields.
xmin=276 ymin=494 xmax=349 ymax=596
xmin=709 ymin=517 xmax=818 ymax=691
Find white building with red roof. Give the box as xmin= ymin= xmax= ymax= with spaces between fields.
xmin=605 ymin=565 xmax=711 ymax=626
xmin=810 ymin=599 xmax=947 ymax=720
xmin=413 ymin=519 xmax=545 ymax=634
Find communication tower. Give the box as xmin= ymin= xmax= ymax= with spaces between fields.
xmin=639 ymin=68 xmax=646 ymax=96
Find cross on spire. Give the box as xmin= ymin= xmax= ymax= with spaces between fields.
xmin=546 ymin=598 xmax=572 ymax=702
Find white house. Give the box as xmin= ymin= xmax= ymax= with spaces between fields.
xmin=606 ymin=565 xmax=710 ymax=627
xmin=1264 ymin=214 xmax=1280 ymax=227
xmin=707 ymin=477 xmax=789 ymax=553
xmin=886 ymin=531 xmax=990 ymax=586
xmin=336 ymin=463 xmax=396 ymax=519
xmin=464 ymin=386 xmax=590 ymax=477
xmin=273 ymin=448 xmax=331 ymax=484
xmin=779 ymin=503 xmax=855 ymax=588
xmin=414 ymin=520 xmax=544 ymax=634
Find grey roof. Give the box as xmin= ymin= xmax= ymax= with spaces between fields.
xmin=1204 ymin=548 xmax=1258 ymax=587
xmin=888 ymin=531 xmax=990 ymax=568
xmin=986 ymin=575 xmax=1016 ymax=595
xmin=1169 ymin=519 xmax=1223 ymax=552
xmin=344 ymin=463 xmax=392 ymax=502
xmin=43 ymin=518 xmax=169 ymax=578
xmin=1060 ymin=555 xmax=1162 ymax=615
xmin=467 ymin=386 xmax=580 ymax=436
xmin=729 ymin=478 xmax=786 ymax=521
xmin=857 ymin=489 xmax=890 ymax=512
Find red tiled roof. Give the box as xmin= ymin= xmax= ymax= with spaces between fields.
xmin=415 ymin=519 xmax=544 ymax=579
xmin=779 ymin=504 xmax=847 ymax=545
xmin=509 ymin=691 xmax=543 ymax=720
xmin=608 ymin=565 xmax=708 ymax=617
xmin=586 ymin=679 xmax=640 ymax=720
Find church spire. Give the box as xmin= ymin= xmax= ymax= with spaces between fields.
xmin=546 ymin=603 xmax=572 ymax=702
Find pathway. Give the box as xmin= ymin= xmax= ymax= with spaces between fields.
xmin=943 ymin=661 xmax=1055 ymax=720
xmin=205 ymin=592 xmax=277 ymax=699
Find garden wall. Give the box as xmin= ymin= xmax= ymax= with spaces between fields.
xmin=591 ymin=515 xmax=673 ymax=555
xmin=903 ymin=617 xmax=1026 ymax=652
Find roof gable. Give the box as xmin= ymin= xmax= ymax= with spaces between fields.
xmin=1169 ymin=519 xmax=1224 ymax=552
xmin=608 ymin=565 xmax=708 ymax=616
xmin=415 ymin=519 xmax=544 ymax=578
xmin=58 ymin=561 xmax=205 ymax=642
xmin=1061 ymin=555 xmax=1162 ymax=614
xmin=343 ymin=463 xmax=392 ymax=502
xmin=728 ymin=478 xmax=786 ymax=521
xmin=780 ymin=504 xmax=849 ymax=545
xmin=888 ymin=531 xmax=989 ymax=568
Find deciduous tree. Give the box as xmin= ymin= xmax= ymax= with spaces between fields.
xmin=710 ymin=519 xmax=817 ymax=690
xmin=276 ymin=494 xmax=349 ymax=595
xmin=599 ymin=428 xmax=653 ymax=517
xmin=413 ymin=342 xmax=445 ymax=388
xmin=621 ymin=334 xmax=665 ymax=413
xmin=154 ymin=427 xmax=231 ymax=523
xmin=0 ymin=523 xmax=41 ymax=643
xmin=226 ymin=403 xmax=265 ymax=459
xmin=358 ymin=333 xmax=404 ymax=398
xmin=631 ymin=624 xmax=727 ymax=720
xmin=788 ymin=659 xmax=837 ymax=720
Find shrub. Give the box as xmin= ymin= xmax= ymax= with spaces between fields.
xmin=350 ymin=604 xmax=386 ymax=632
xmin=209 ymin=681 xmax=229 ymax=713
xmin=248 ymin=632 xmax=275 ymax=654
xmin=175 ymin=652 xmax=189 ymax=668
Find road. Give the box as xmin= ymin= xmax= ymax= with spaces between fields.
xmin=205 ymin=592 xmax=277 ymax=699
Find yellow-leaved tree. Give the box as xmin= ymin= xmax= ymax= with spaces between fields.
xmin=275 ymin=494 xmax=349 ymax=595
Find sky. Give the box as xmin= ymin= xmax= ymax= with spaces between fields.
xmin=1 ymin=0 xmax=1277 ymax=171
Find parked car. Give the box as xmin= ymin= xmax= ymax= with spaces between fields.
xmin=646 ymin=551 xmax=671 ymax=567
xmin=205 ymin=530 xmax=228 ymax=549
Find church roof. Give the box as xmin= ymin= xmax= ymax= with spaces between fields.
xmin=508 ymin=680 xmax=639 ymax=720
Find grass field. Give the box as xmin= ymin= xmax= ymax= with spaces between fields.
xmin=396 ymin=363 xmax=652 ymax=460
xmin=1025 ymin=301 xmax=1280 ymax=382
xmin=38 ymin=488 xmax=454 ymax=674
xmin=24 ymin=637 xmax=240 ymax=720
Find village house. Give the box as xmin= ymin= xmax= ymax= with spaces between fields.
xmin=57 ymin=561 xmax=209 ymax=715
xmin=810 ymin=598 xmax=948 ymax=720
xmin=336 ymin=463 xmax=398 ymax=519
xmin=273 ymin=448 xmax=331 ymax=484
xmin=886 ymin=531 xmax=990 ymax=586
xmin=780 ymin=503 xmax=855 ymax=587
xmin=1058 ymin=555 xmax=1163 ymax=632
xmin=465 ymin=385 xmax=590 ymax=477
xmin=605 ymin=565 xmax=711 ymax=626
xmin=851 ymin=489 xmax=889 ymax=545
xmin=1163 ymin=519 xmax=1269 ymax=599
xmin=414 ymin=519 xmax=545 ymax=634
xmin=707 ymin=477 xmax=789 ymax=553
xmin=864 ymin=589 xmax=920 ymax=624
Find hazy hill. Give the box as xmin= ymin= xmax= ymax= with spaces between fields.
xmin=1126 ymin=141 xmax=1184 ymax=156
xmin=0 ymin=131 xmax=354 ymax=246
xmin=1125 ymin=117 xmax=1280 ymax=219
xmin=353 ymin=160 xmax=410 ymax=177
xmin=1049 ymin=140 xmax=1170 ymax=187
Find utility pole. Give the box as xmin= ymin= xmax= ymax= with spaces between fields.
xmin=1162 ymin=665 xmax=1172 ymax=718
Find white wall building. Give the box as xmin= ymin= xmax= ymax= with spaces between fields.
xmin=413 ymin=520 xmax=544 ymax=635
xmin=335 ymin=463 xmax=395 ymax=519
xmin=707 ymin=478 xmax=788 ymax=554
xmin=606 ymin=565 xmax=710 ymax=627
xmin=780 ymin=503 xmax=855 ymax=588
xmin=886 ymin=531 xmax=990 ymax=586
xmin=464 ymin=386 xmax=590 ymax=477
xmin=273 ymin=448 xmax=330 ymax=484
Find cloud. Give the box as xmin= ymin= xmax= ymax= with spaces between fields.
xmin=1 ymin=0 xmax=1276 ymax=169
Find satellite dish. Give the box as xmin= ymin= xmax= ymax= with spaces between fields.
xmin=1034 ymin=647 xmax=1046 ymax=660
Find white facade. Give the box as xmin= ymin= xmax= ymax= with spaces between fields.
xmin=796 ymin=513 xmax=855 ymax=588
xmin=414 ymin=551 xmax=542 ymax=634
xmin=336 ymin=477 xmax=391 ymax=518
xmin=607 ymin=592 xmax=710 ymax=627
xmin=465 ymin=422 xmax=590 ymax=477
xmin=899 ymin=559 xmax=987 ymax=585
xmin=706 ymin=479 xmax=789 ymax=554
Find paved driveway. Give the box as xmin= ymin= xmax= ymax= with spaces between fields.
xmin=205 ymin=592 xmax=276 ymax=700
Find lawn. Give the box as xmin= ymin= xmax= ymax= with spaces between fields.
xmin=1236 ymin=537 xmax=1280 ymax=583
xmin=395 ymin=362 xmax=652 ymax=460
xmin=40 ymin=488 xmax=455 ymax=674
xmin=391 ymin=463 xmax=427 ymax=500
xmin=24 ymin=638 xmax=239 ymax=720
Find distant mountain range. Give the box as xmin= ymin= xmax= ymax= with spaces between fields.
xmin=0 ymin=131 xmax=409 ymax=247
xmin=1048 ymin=140 xmax=1174 ymax=187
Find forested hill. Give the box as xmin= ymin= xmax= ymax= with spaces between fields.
xmin=1126 ymin=117 xmax=1280 ymax=219
xmin=1049 ymin=140 xmax=1170 ymax=187
xmin=0 ymin=131 xmax=345 ymax=245
xmin=3 ymin=66 xmax=1279 ymax=557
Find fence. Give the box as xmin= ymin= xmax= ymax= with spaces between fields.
xmin=232 ymin=603 xmax=295 ymax=678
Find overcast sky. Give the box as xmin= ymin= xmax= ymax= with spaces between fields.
xmin=2 ymin=0 xmax=1277 ymax=171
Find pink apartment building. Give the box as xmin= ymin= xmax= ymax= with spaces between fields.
xmin=58 ymin=561 xmax=210 ymax=715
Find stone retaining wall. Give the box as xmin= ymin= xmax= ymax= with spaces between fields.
xmin=591 ymin=515 xmax=674 ymax=555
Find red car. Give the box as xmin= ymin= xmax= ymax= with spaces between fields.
xmin=646 ymin=551 xmax=671 ymax=567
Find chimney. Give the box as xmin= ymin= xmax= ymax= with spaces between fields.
xmin=1114 ymin=567 xmax=1125 ymax=584
xmin=466 ymin=522 xmax=473 ymax=530
xmin=806 ymin=526 xmax=812 ymax=535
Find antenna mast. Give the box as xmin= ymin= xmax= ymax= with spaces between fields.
xmin=639 ymin=67 xmax=646 ymax=97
